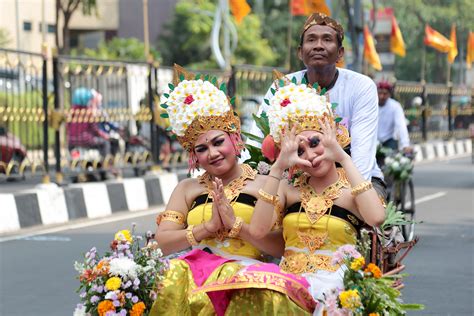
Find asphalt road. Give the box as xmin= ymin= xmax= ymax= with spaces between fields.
xmin=0 ymin=157 xmax=472 ymax=315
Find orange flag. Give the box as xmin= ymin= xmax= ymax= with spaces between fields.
xmin=390 ymin=15 xmax=405 ymax=57
xmin=290 ymin=0 xmax=309 ymax=16
xmin=306 ymin=0 xmax=331 ymax=16
xmin=467 ymin=32 xmax=474 ymax=69
xmin=229 ymin=0 xmax=251 ymax=24
xmin=424 ymin=25 xmax=452 ymax=53
xmin=447 ymin=24 xmax=458 ymax=64
xmin=364 ymin=25 xmax=382 ymax=71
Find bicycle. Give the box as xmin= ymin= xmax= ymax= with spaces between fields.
xmin=378 ymin=147 xmax=416 ymax=242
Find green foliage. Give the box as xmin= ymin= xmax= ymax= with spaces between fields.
xmin=71 ymin=37 xmax=161 ymax=62
xmin=379 ymin=0 xmax=474 ymax=83
xmin=158 ymin=0 xmax=276 ymax=68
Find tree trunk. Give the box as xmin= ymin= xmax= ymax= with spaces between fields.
xmin=55 ymin=0 xmax=60 ymax=50
xmin=62 ymin=13 xmax=72 ymax=54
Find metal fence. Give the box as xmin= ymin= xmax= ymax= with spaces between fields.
xmin=0 ymin=47 xmax=472 ymax=182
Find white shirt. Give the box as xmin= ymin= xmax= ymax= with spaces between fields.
xmin=378 ymin=98 xmax=410 ymax=149
xmin=246 ymin=68 xmax=383 ymax=180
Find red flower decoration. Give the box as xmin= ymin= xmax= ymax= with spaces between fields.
xmin=280 ymin=98 xmax=291 ymax=107
xmin=262 ymin=135 xmax=280 ymax=163
xmin=184 ymin=95 xmax=194 ymax=104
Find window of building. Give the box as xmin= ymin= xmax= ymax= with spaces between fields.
xmin=23 ymin=21 xmax=32 ymax=32
xmin=38 ymin=23 xmax=56 ymax=33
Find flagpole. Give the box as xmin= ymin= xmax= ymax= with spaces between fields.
xmin=286 ymin=0 xmax=294 ymax=71
xmin=421 ymin=46 xmax=426 ymax=82
xmin=446 ymin=58 xmax=451 ymax=84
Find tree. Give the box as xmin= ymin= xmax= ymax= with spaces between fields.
xmin=379 ymin=0 xmax=474 ymax=83
xmin=158 ymin=0 xmax=276 ymax=68
xmin=55 ymin=0 xmax=97 ymax=54
xmin=0 ymin=28 xmax=11 ymax=48
xmin=71 ymin=37 xmax=162 ymax=62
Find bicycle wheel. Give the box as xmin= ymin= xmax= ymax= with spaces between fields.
xmin=401 ymin=179 xmax=416 ymax=241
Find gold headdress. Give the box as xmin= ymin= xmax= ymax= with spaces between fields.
xmin=266 ymin=72 xmax=350 ymax=148
xmin=160 ymin=65 xmax=241 ymax=152
xmin=300 ymin=13 xmax=344 ymax=43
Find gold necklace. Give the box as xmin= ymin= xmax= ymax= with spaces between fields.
xmin=198 ymin=164 xmax=256 ymax=241
xmin=294 ymin=168 xmax=350 ymax=252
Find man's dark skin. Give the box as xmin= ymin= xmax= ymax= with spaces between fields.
xmin=297 ymin=25 xmax=344 ymax=89
xmin=378 ymin=88 xmax=391 ymax=106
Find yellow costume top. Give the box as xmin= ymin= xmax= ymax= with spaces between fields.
xmin=187 ymin=193 xmax=262 ymax=260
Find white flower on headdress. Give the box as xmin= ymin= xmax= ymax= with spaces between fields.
xmin=163 ymin=79 xmax=230 ymax=136
xmin=267 ymin=83 xmax=332 ymax=142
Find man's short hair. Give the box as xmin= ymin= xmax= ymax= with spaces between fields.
xmin=299 ymin=13 xmax=344 ymax=47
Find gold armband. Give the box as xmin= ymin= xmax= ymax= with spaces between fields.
xmin=351 ymin=181 xmax=373 ymax=196
xmin=228 ymin=217 xmax=244 ymax=238
xmin=185 ymin=225 xmax=199 ymax=246
xmin=258 ymin=189 xmax=280 ymax=206
xmin=156 ymin=210 xmax=186 ymax=226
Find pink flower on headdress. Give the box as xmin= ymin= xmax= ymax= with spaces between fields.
xmin=280 ymin=98 xmax=291 ymax=107
xmin=184 ymin=95 xmax=194 ymax=105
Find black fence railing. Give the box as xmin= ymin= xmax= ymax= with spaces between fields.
xmin=0 ymin=48 xmax=472 ymax=182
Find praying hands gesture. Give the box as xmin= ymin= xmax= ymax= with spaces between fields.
xmin=211 ymin=178 xmax=236 ymax=230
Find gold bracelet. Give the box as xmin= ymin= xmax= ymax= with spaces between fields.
xmin=228 ymin=217 xmax=244 ymax=238
xmin=185 ymin=225 xmax=199 ymax=246
xmin=351 ymin=181 xmax=373 ymax=196
xmin=258 ymin=189 xmax=280 ymax=206
xmin=156 ymin=210 xmax=186 ymax=226
xmin=268 ymin=174 xmax=281 ymax=181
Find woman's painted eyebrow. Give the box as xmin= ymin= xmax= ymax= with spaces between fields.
xmin=195 ymin=133 xmax=225 ymax=148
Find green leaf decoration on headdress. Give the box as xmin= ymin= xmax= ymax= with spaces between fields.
xmin=313 ymin=82 xmax=319 ymax=90
xmin=204 ymin=74 xmax=210 ymax=81
xmin=219 ymin=83 xmax=227 ymax=93
xmin=230 ymin=96 xmax=236 ymax=106
xmin=170 ymin=134 xmax=177 ymax=140
xmin=168 ymin=83 xmax=174 ymax=91
xmin=160 ymin=113 xmax=169 ymax=118
xmin=264 ymin=98 xmax=270 ymax=105
xmin=291 ymin=76 xmax=297 ymax=84
xmin=270 ymin=88 xmax=276 ymax=95
xmin=320 ymin=87 xmax=327 ymax=95
xmin=331 ymin=102 xmax=338 ymax=110
xmin=301 ymin=76 xmax=307 ymax=85
xmin=160 ymin=103 xmax=168 ymax=109
xmin=194 ymin=74 xmax=201 ymax=80
xmin=260 ymin=112 xmax=268 ymax=119
xmin=166 ymin=126 xmax=173 ymax=131
xmin=163 ymin=93 xmax=169 ymax=98
xmin=211 ymin=77 xmax=217 ymax=86
xmin=278 ymin=79 xmax=285 ymax=87
xmin=179 ymin=74 xmax=185 ymax=82
xmin=335 ymin=117 xmax=342 ymax=123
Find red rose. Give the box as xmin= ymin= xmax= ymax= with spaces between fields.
xmin=184 ymin=95 xmax=194 ymax=104
xmin=280 ymin=98 xmax=291 ymax=107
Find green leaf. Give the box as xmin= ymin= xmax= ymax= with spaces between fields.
xmin=264 ymin=99 xmax=270 ymax=105
xmin=301 ymin=76 xmax=307 ymax=84
xmin=160 ymin=103 xmax=168 ymax=109
xmin=179 ymin=74 xmax=185 ymax=81
xmin=219 ymin=83 xmax=227 ymax=93
xmin=320 ymin=87 xmax=327 ymax=95
xmin=163 ymin=93 xmax=169 ymax=98
xmin=252 ymin=113 xmax=270 ymax=136
xmin=168 ymin=83 xmax=174 ymax=90
xmin=291 ymin=76 xmax=297 ymax=84
xmin=335 ymin=117 xmax=342 ymax=123
xmin=160 ymin=113 xmax=169 ymax=118
xmin=230 ymin=96 xmax=235 ymax=106
xmin=242 ymin=131 xmax=264 ymax=143
xmin=312 ymin=82 xmax=319 ymax=90
xmin=270 ymin=88 xmax=276 ymax=95
xmin=194 ymin=74 xmax=201 ymax=80
xmin=211 ymin=77 xmax=217 ymax=85
xmin=170 ymin=134 xmax=177 ymax=140
xmin=260 ymin=111 xmax=268 ymax=119
xmin=204 ymin=74 xmax=210 ymax=81
xmin=279 ymin=79 xmax=285 ymax=87
xmin=166 ymin=126 xmax=173 ymax=131
xmin=331 ymin=102 xmax=338 ymax=109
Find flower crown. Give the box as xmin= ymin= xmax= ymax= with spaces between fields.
xmin=160 ymin=66 xmax=240 ymax=152
xmin=266 ymin=75 xmax=350 ymax=148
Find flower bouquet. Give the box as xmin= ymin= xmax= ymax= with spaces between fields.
xmin=74 ymin=227 xmax=168 ymax=316
xmin=384 ymin=152 xmax=413 ymax=181
xmin=320 ymin=243 xmax=424 ymax=315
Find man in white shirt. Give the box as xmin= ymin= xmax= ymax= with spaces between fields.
xmin=246 ymin=13 xmax=385 ymax=196
xmin=376 ymin=81 xmax=411 ymax=153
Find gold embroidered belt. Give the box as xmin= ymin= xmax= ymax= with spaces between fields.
xmin=279 ymin=250 xmax=339 ymax=274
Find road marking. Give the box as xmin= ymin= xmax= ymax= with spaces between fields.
xmin=0 ymin=206 xmax=164 ymax=243
xmin=22 ymin=236 xmax=71 ymax=242
xmin=404 ymin=191 xmax=447 ymax=208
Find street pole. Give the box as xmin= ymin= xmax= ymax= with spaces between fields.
xmin=15 ymin=0 xmax=20 ymax=50
xmin=143 ymin=0 xmax=150 ymax=61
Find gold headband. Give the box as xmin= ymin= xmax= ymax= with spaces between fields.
xmin=301 ymin=13 xmax=344 ymax=43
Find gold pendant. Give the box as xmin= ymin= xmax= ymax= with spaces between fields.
xmin=305 ymin=196 xmax=333 ymax=224
xmin=297 ymin=230 xmax=328 ymax=252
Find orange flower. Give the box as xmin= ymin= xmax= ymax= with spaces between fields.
xmin=365 ymin=263 xmax=382 ymax=278
xmin=369 ymin=313 xmax=380 ymax=316
xmin=97 ymin=300 xmax=115 ymax=316
xmin=130 ymin=302 xmax=146 ymax=316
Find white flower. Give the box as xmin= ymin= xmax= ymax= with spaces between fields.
xmin=74 ymin=261 xmax=85 ymax=274
xmin=73 ymin=304 xmax=88 ymax=316
xmin=109 ymin=257 xmax=138 ymax=279
xmin=257 ymin=161 xmax=271 ymax=175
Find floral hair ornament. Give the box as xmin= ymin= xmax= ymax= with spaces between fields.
xmin=265 ymin=70 xmax=350 ymax=149
xmin=160 ymin=65 xmax=243 ymax=170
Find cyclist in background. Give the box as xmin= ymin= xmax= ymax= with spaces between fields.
xmin=377 ymin=81 xmax=412 ymax=154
